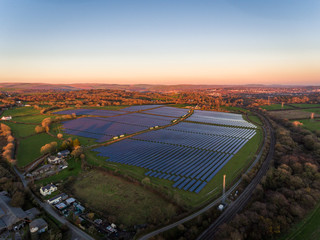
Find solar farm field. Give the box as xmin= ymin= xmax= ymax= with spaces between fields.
xmin=58 ymin=106 xmax=262 ymax=204
xmin=61 ymin=112 xmax=174 ymax=142
xmin=143 ymin=106 xmax=190 ymax=117
xmin=84 ymin=108 xmax=259 ymax=197
xmin=54 ymin=108 xmax=126 ymax=116
xmin=121 ymin=104 xmax=163 ymax=111
xmin=94 ymin=123 xmax=256 ymax=194
xmin=186 ymin=110 xmax=257 ymax=128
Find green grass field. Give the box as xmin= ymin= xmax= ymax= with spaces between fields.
xmin=247 ymin=114 xmax=262 ymax=125
xmin=280 ymin=201 xmax=320 ymax=240
xmin=292 ymin=119 xmax=320 ymax=132
xmin=13 ymin=114 xmax=54 ymax=124
xmin=260 ymin=104 xmax=294 ymax=110
xmin=290 ymin=103 xmax=320 ymax=108
xmin=220 ymin=106 xmax=249 ymax=113
xmin=0 ymin=107 xmax=40 ymax=117
xmin=71 ymin=170 xmax=178 ymax=227
xmin=301 ymin=108 xmax=320 ymax=115
xmin=17 ymin=133 xmax=61 ymax=167
xmin=3 ymin=122 xmax=36 ymax=138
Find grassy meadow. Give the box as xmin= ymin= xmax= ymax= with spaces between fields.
xmin=71 ymin=170 xmax=178 ymax=227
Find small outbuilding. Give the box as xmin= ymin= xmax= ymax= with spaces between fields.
xmin=29 ymin=218 xmax=48 ymax=233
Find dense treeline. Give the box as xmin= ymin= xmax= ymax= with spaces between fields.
xmin=0 ymin=123 xmax=15 ymax=163
xmin=0 ymin=134 xmax=25 ymax=207
xmin=2 ymin=88 xmax=319 ymax=112
xmin=215 ymin=113 xmax=320 ymax=240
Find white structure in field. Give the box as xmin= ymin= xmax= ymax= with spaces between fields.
xmin=47 ymin=156 xmax=62 ymax=164
xmin=40 ymin=184 xmax=57 ymax=196
xmin=1 ymin=116 xmax=12 ymax=121
xmin=29 ymin=218 xmax=48 ymax=233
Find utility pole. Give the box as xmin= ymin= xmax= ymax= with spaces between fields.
xmin=222 ymin=174 xmax=226 ymax=204
xmin=311 ymin=112 xmax=314 ymax=120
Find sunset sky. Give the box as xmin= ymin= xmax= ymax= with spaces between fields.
xmin=1 ymin=0 xmax=320 ymax=85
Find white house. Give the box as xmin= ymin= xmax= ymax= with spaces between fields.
xmin=1 ymin=116 xmax=12 ymax=121
xmin=40 ymin=184 xmax=57 ymax=196
xmin=47 ymin=156 xmax=61 ymax=164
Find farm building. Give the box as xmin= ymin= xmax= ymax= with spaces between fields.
xmin=40 ymin=184 xmax=57 ymax=196
xmin=47 ymin=156 xmax=62 ymax=164
xmin=47 ymin=193 xmax=68 ymax=205
xmin=57 ymin=150 xmax=70 ymax=158
xmin=55 ymin=203 xmax=67 ymax=211
xmin=0 ymin=192 xmax=27 ymax=231
xmin=32 ymin=164 xmax=54 ymax=176
xmin=0 ymin=116 xmax=12 ymax=121
xmin=65 ymin=198 xmax=76 ymax=205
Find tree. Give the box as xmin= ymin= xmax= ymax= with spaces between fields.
xmin=73 ymin=138 xmax=81 ymax=148
xmin=303 ymin=135 xmax=315 ymax=150
xmin=35 ymin=125 xmax=45 ymax=133
xmin=41 ymin=117 xmax=52 ymax=132
xmin=71 ymin=146 xmax=83 ymax=158
xmin=40 ymin=142 xmax=58 ymax=155
xmin=10 ymin=191 xmax=25 ymax=207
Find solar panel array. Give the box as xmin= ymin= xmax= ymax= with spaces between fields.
xmin=122 ymin=105 xmax=164 ymax=112
xmin=132 ymin=128 xmax=255 ymax=154
xmin=187 ymin=110 xmax=256 ymax=128
xmin=143 ymin=106 xmax=190 ymax=118
xmin=62 ymin=118 xmax=147 ymax=142
xmin=94 ymin=139 xmax=234 ymax=193
xmin=59 ymin=106 xmax=257 ymax=193
xmin=61 ymin=113 xmax=174 ymax=142
xmin=54 ymin=109 xmax=125 ymax=117
xmin=167 ymin=122 xmax=255 ymax=139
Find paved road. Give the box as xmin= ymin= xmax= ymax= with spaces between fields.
xmin=13 ymin=166 xmax=94 ymax=240
xmin=197 ymin=112 xmax=275 ymax=240
xmin=138 ymin=112 xmax=270 ymax=240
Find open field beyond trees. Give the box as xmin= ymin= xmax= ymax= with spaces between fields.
xmin=290 ymin=103 xmax=320 ymax=108
xmin=268 ymin=110 xmax=320 ymax=120
xmin=261 ymin=104 xmax=294 ymax=111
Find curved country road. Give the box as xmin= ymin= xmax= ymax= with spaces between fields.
xmin=138 ymin=112 xmax=274 ymax=240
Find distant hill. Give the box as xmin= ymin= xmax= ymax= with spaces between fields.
xmin=0 ymin=82 xmax=316 ymax=91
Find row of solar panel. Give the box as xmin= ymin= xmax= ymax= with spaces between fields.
xmin=131 ymin=129 xmax=254 ymax=154
xmin=167 ymin=122 xmax=256 ymax=139
xmin=186 ymin=115 xmax=256 ymax=128
xmin=192 ymin=110 xmax=244 ymax=120
xmin=93 ymin=139 xmax=235 ymax=192
xmin=142 ymin=106 xmax=190 ymax=118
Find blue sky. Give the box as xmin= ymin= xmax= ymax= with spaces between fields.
xmin=1 ymin=0 xmax=319 ymax=85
